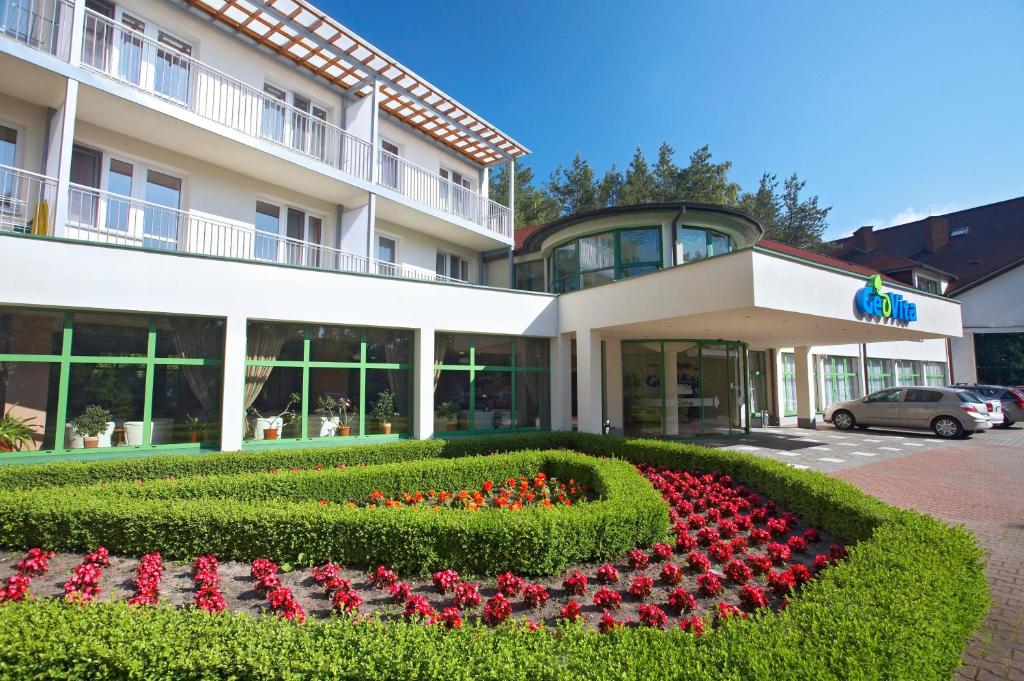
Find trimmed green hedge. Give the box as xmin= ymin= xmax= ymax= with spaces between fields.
xmin=0 ymin=434 xmax=989 ymax=679
xmin=0 ymin=450 xmax=668 ymax=576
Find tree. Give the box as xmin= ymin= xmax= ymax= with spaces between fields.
xmin=738 ymin=173 xmax=782 ymax=233
xmin=545 ymin=153 xmax=600 ymax=216
xmin=677 ymin=145 xmax=741 ymax=205
xmin=618 ymin=146 xmax=658 ymax=205
xmin=652 ymin=142 xmax=681 ymax=201
xmin=595 ymin=164 xmax=624 ymax=208
xmin=489 ymin=162 xmax=559 ymax=228
xmin=763 ymin=173 xmax=831 ymax=249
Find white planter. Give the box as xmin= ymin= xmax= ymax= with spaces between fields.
xmin=66 ymin=421 xmax=115 ymax=449
xmin=309 ymin=415 xmax=340 ymax=437
xmin=124 ymin=421 xmax=145 ymax=446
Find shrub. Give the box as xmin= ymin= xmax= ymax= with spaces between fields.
xmin=0 ymin=433 xmax=989 ymax=679
xmin=0 ymin=449 xmax=667 ymax=577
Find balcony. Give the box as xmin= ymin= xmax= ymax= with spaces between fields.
xmin=0 ymin=164 xmax=467 ymax=285
xmin=0 ymin=0 xmax=72 ymax=60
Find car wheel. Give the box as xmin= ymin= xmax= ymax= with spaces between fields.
xmin=997 ymin=416 xmax=1013 ymax=429
xmin=932 ymin=416 xmax=963 ymax=439
xmin=832 ymin=410 xmax=855 ymax=430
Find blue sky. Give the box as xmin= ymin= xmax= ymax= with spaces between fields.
xmin=324 ymin=0 xmax=1024 ymax=239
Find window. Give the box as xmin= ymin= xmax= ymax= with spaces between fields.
xmin=905 ymin=389 xmax=942 ymax=403
xmin=377 ymin=235 xmax=397 ymax=263
xmin=153 ymin=31 xmax=192 ymax=103
xmin=867 ymin=388 xmax=902 ymax=403
xmin=380 ymin=140 xmax=400 ymax=190
xmin=781 ymin=352 xmax=797 ymax=416
xmin=258 ymin=85 xmax=330 ymax=161
xmin=104 ymin=159 xmax=133 ymax=231
xmin=433 ymin=335 xmax=550 ymax=433
xmin=923 ymin=361 xmax=947 ymax=387
xmin=0 ymin=125 xmax=17 ymax=216
xmin=549 ymin=226 xmax=662 ymax=293
xmin=866 ymin=358 xmax=893 ymax=393
xmin=252 ymin=201 xmax=324 ymax=266
xmin=0 ymin=124 xmax=15 ymax=167
xmin=820 ymin=355 xmax=859 ymax=409
xmin=245 ymin=322 xmax=413 ymax=441
xmin=895 ymin=359 xmax=921 ymax=386
xmin=436 ymin=252 xmax=470 ymax=282
xmin=143 ymin=169 xmax=181 ymax=250
xmin=675 ymin=226 xmax=734 ymax=264
xmin=254 ymin=201 xmax=280 ymax=261
xmin=439 ymin=167 xmax=473 ymax=219
xmin=515 ymin=260 xmax=545 ymax=292
xmin=916 ymin=275 xmax=941 ymax=294
xmin=261 ymin=84 xmax=287 ymax=143
xmin=0 ymin=307 xmax=224 ymax=453
xmin=950 ymin=226 xmax=969 ymax=238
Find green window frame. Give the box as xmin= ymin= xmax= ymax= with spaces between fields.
xmin=514 ymin=259 xmax=545 ymax=292
xmin=866 ymin=358 xmax=893 ymax=393
xmin=895 ymin=359 xmax=922 ymax=386
xmin=433 ymin=334 xmax=550 ymax=435
xmin=923 ymin=361 xmax=947 ymax=387
xmin=243 ymin=323 xmax=413 ymax=446
xmin=781 ymin=352 xmax=797 ymax=416
xmin=549 ymin=226 xmax=662 ymax=293
xmin=0 ymin=308 xmax=224 ymax=457
xmin=821 ymin=355 xmax=859 ymax=409
xmin=675 ymin=225 xmax=735 ymax=264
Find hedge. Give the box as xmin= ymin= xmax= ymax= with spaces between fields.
xmin=0 ymin=434 xmax=989 ymax=680
xmin=0 ymin=450 xmax=668 ymax=576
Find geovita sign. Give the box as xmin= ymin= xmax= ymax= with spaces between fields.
xmin=855 ymin=274 xmax=917 ymax=322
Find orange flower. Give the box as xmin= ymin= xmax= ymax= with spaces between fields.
xmin=510 ymin=501 xmax=523 ymax=510
xmin=483 ymin=480 xmax=494 ymax=492
xmin=542 ymin=499 xmax=553 ymax=509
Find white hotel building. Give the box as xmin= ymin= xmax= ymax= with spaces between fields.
xmin=0 ymin=0 xmax=962 ymax=462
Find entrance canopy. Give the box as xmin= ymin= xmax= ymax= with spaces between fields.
xmin=558 ymin=246 xmax=962 ymax=349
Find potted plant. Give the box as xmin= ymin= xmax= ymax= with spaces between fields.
xmin=248 ymin=392 xmax=300 ymax=440
xmin=492 ymin=409 xmax=504 ymax=430
xmin=372 ymin=389 xmax=397 ymax=435
xmin=438 ymin=400 xmax=459 ymax=431
xmin=72 ymin=405 xmax=113 ymax=449
xmin=0 ymin=408 xmax=36 ymax=452
xmin=314 ymin=395 xmax=356 ymax=437
xmin=184 ymin=413 xmax=205 ymax=443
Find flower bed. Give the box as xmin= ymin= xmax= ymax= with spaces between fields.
xmin=0 ymin=433 xmax=989 ymax=679
xmin=0 ymin=450 xmax=667 ymax=576
xmin=355 ymin=471 xmax=589 ymax=511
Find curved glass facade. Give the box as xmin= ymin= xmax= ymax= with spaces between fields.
xmin=550 ymin=226 xmax=662 ymax=293
xmin=675 ymin=225 xmax=734 ymax=263
xmin=622 ymin=339 xmax=747 ymax=438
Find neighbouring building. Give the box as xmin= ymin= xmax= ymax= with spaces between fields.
xmin=0 ymin=0 xmax=963 ymax=461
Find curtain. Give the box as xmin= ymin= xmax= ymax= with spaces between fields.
xmin=169 ymin=318 xmax=220 ymax=416
xmin=243 ymin=324 xmax=289 ymax=410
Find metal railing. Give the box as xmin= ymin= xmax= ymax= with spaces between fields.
xmin=377 ymin=148 xmax=512 ymax=239
xmin=0 ymin=165 xmax=58 ymax=235
xmin=59 ymin=182 xmax=463 ymax=283
xmin=79 ymin=9 xmax=373 ymax=180
xmin=0 ymin=0 xmax=72 ymax=60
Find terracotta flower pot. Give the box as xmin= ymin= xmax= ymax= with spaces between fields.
xmin=446 ymin=422 xmax=458 ymax=431
xmin=264 ymin=428 xmax=279 ymax=440
xmin=84 ymin=437 xmax=100 ymax=449
xmin=189 ymin=432 xmax=200 ymax=443
xmin=381 ymin=422 xmax=392 ymax=435
xmin=339 ymin=426 xmax=351 ymax=436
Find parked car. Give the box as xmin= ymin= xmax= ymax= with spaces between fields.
xmin=823 ymin=386 xmax=993 ymax=439
xmin=949 ymin=384 xmax=1023 ymax=428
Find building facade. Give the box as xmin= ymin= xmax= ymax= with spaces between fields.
xmin=0 ymin=0 xmax=964 ymax=462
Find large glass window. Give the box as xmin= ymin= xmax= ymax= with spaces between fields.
xmin=923 ymin=361 xmax=947 ymax=387
xmin=514 ymin=260 xmax=545 ymax=292
xmin=866 ymin=358 xmax=893 ymax=393
xmin=820 ymin=355 xmax=860 ymax=409
xmin=0 ymin=308 xmax=223 ymax=454
xmin=895 ymin=359 xmax=922 ymax=386
xmin=781 ymin=352 xmax=797 ymax=416
xmin=244 ymin=322 xmax=413 ymax=442
xmin=675 ymin=225 xmax=734 ymax=264
xmin=624 ymin=339 xmax=747 ymax=437
xmin=433 ymin=334 xmax=550 ymax=434
xmin=549 ymin=226 xmax=662 ymax=293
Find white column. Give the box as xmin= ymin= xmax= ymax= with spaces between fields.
xmin=604 ymin=338 xmax=624 ymax=433
xmin=366 ymin=193 xmax=377 ymax=262
xmin=219 ymin=314 xmax=248 ymax=451
xmin=794 ymin=346 xmax=817 ymax=429
xmin=48 ymin=79 xmax=79 ymax=238
xmin=414 ymin=326 xmax=436 ymax=439
xmin=369 ymin=79 xmax=381 ymax=185
xmin=663 ymin=345 xmax=679 ymax=435
xmin=507 ymin=158 xmax=515 ymax=217
xmin=68 ymin=0 xmax=86 ymax=67
xmin=551 ymin=334 xmax=573 ymax=431
xmin=575 ymin=328 xmax=603 ymax=434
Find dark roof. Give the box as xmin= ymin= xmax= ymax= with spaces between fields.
xmin=757 ymin=240 xmax=898 ymax=282
xmin=830 ymin=196 xmax=1024 ymax=295
xmin=514 ymin=202 xmax=763 ymax=254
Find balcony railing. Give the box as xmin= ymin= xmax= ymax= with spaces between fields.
xmin=378 ymin=148 xmax=512 ymax=239
xmin=0 ymin=0 xmax=72 ymax=60
xmin=0 ymin=165 xmax=58 ymax=235
xmin=53 ymin=180 xmax=464 ymax=283
xmin=79 ymin=9 xmax=373 ymax=181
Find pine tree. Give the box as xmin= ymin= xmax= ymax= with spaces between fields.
xmin=618 ymin=147 xmax=658 ymax=205
xmin=652 ymin=142 xmax=681 ymax=201
xmin=678 ymin=145 xmax=741 ymax=205
xmin=545 ymin=153 xmax=599 ymax=216
xmin=489 ymin=162 xmax=559 ymax=228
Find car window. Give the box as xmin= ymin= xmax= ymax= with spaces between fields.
xmin=867 ymin=389 xmax=902 ymax=403
xmin=957 ymin=392 xmax=984 ymax=403
xmin=905 ymin=389 xmax=942 ymax=403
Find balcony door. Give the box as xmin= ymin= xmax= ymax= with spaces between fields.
xmin=68 ymin=145 xmax=102 ymax=229
xmin=379 ymin=140 xmax=400 ymax=191
xmin=285 ymin=207 xmax=324 ymax=267
xmin=439 ymin=167 xmax=472 ymax=220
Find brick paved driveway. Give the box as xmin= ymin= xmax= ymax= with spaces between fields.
xmin=711 ymin=424 xmax=1024 ymax=680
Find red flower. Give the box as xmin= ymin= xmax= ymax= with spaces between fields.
xmin=497 ymin=571 xmax=525 ymax=596
xmin=482 ymin=593 xmax=512 ymax=626
xmin=803 ymin=528 xmax=821 ymax=544
xmin=676 ymin=532 xmax=697 ymax=551
xmin=749 ymin=529 xmax=771 ymax=545
xmin=696 ymin=527 xmax=720 ymax=546
xmin=369 ymin=565 xmax=399 ymax=588
xmin=332 ymin=589 xmax=362 ymax=613
xmin=668 ymin=587 xmax=696 ymax=613
xmin=628 ymin=575 xmax=655 ymax=599
xmin=766 ymin=569 xmax=797 ymax=596
xmin=715 ymin=601 xmax=744 ymax=622
xmin=403 ymin=594 xmax=435 ymax=621
xmin=651 ymin=543 xmax=673 ymax=562
xmin=388 ymin=581 xmax=412 ymax=603
xmin=592 ymin=586 xmax=622 ymax=610
xmin=596 ymin=563 xmax=620 ymax=584
xmin=483 ymin=480 xmax=494 ymax=492
xmin=766 ymin=542 xmax=792 ymax=565
xmin=562 ymin=570 xmax=588 ymax=595
xmin=453 ymin=581 xmax=482 ymax=608
xmin=723 ymin=559 xmax=753 ymax=585
xmin=637 ymin=604 xmax=668 ymax=629
xmin=679 ymin=615 xmax=705 ymax=636
xmin=708 ymin=541 xmax=733 ymax=564
xmin=686 ymin=551 xmax=712 ymax=573
xmin=813 ymin=553 xmax=831 ymax=571
xmin=660 ymin=562 xmax=683 ymax=585
xmin=598 ymin=612 xmax=621 ymax=634
xmin=437 ymin=606 xmax=462 ymax=629
xmin=559 ymin=600 xmax=583 ymax=622
xmin=746 ymin=554 xmax=773 ymax=575
xmin=431 ymin=569 xmax=460 ymax=593
xmin=627 ymin=549 xmax=650 ymax=571
xmin=267 ymin=586 xmax=306 ymax=623
xmin=522 ymin=583 xmax=549 ymax=609
xmin=788 ymin=564 xmax=813 ymax=585
xmin=697 ymin=572 xmax=723 ymax=597
xmin=786 ymin=536 xmax=808 ymax=553
xmin=829 ymin=544 xmax=848 ymax=561
xmin=739 ymin=583 xmax=769 ymax=610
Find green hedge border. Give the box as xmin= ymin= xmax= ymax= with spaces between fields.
xmin=0 ymin=450 xmax=668 ymax=576
xmin=0 ymin=433 xmax=990 ymax=680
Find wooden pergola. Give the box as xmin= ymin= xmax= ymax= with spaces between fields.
xmin=183 ymin=0 xmax=530 ymax=168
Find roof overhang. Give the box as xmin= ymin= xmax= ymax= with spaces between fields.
xmin=183 ymin=0 xmax=530 ymax=167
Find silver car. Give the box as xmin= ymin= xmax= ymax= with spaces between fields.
xmin=823 ymin=386 xmax=993 ymax=439
xmin=951 ymin=385 xmax=1023 ymax=428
